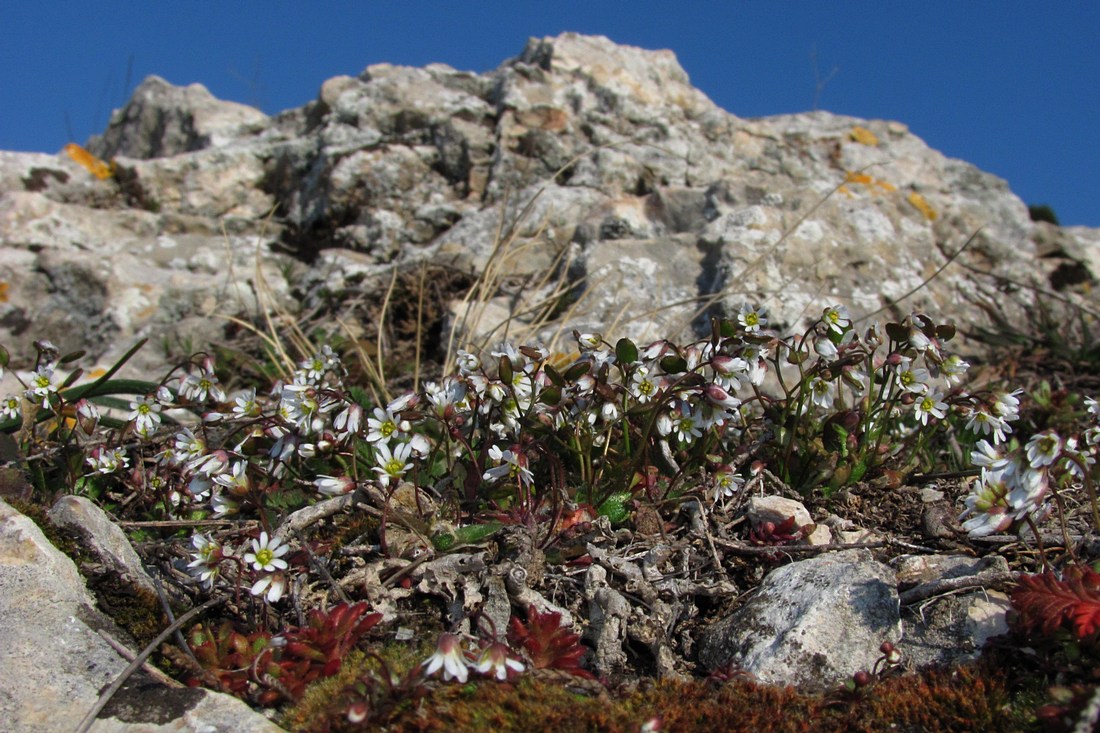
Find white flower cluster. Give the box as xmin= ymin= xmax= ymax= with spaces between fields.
xmin=420 ymin=632 xmax=524 ymax=683
xmin=959 ymin=401 xmax=1099 ymax=537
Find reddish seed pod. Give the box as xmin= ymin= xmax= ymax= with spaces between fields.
xmin=853 ymin=670 xmax=872 ymax=688
xmin=347 ymin=701 xmax=369 ymax=724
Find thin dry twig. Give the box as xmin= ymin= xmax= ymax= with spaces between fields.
xmin=75 ymin=595 xmax=227 ymax=733
xmin=899 ymin=570 xmax=1021 ymax=605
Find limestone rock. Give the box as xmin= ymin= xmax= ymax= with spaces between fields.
xmin=697 ymin=548 xmax=901 ymax=689
xmin=87 ymin=75 xmax=269 ymax=159
xmin=744 ymin=495 xmax=813 ymax=530
xmin=48 ymin=495 xmax=159 ymax=597
xmin=0 ymin=498 xmax=281 ymax=733
xmin=2 ymin=31 xmax=1099 ymax=377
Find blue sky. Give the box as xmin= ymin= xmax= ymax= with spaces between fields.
xmin=4 ymin=3 xmax=1098 ymax=226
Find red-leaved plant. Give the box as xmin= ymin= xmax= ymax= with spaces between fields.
xmin=507 ymin=604 xmax=594 ymax=679
xmin=1011 ymin=565 xmax=1100 ymax=640
xmin=187 ymin=602 xmax=381 ymax=705
xmin=275 ymin=602 xmax=383 ymax=700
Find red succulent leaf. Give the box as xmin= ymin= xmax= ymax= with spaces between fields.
xmin=185 ymin=603 xmax=382 ymax=706
xmin=507 ymin=605 xmax=594 ymax=679
xmin=272 ymin=603 xmax=382 ymax=701
xmin=749 ymin=515 xmax=806 ymax=546
xmin=1011 ymin=565 xmax=1100 ymax=640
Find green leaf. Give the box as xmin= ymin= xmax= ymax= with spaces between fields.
xmin=597 ymin=492 xmax=633 ymax=525
xmin=348 ymin=385 xmax=373 ymax=409
xmin=538 ymin=385 xmax=562 ymax=406
xmin=660 ymin=355 xmax=687 ymax=374
xmin=543 ymin=364 xmax=565 ymax=388
xmin=564 ymin=361 xmax=591 ymax=382
xmin=935 ymin=323 xmax=956 ymax=342
xmin=885 ymin=322 xmax=908 ymax=343
xmin=498 ymin=354 xmax=513 ymax=385
xmin=615 ymin=338 xmax=638 ymax=365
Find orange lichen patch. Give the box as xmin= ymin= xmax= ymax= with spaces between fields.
xmin=64 ymin=143 xmax=115 ymax=180
xmin=907 ymin=191 xmax=938 ymax=221
xmin=842 ymin=172 xmax=898 ymax=196
xmin=0 ymin=281 xmax=8 ymax=303
xmin=849 ymin=125 xmax=880 ymax=146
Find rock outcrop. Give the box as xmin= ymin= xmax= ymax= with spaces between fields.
xmin=1 ymin=32 xmax=1097 ymax=380
xmin=0 ymin=498 xmax=282 ymax=733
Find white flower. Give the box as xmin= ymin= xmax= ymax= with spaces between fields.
xmin=300 ymin=346 xmax=339 ymax=382
xmin=231 ymin=388 xmax=261 ymax=418
xmin=244 ymin=531 xmax=289 ymax=573
xmin=710 ymin=355 xmax=749 ymax=392
xmin=213 ymin=460 xmax=250 ymax=494
xmin=187 ymin=533 xmax=222 ymax=589
xmin=990 ymin=389 xmax=1023 ymax=421
xmin=422 ymin=633 xmax=470 ymax=683
xmin=490 ymin=342 xmax=526 ymax=371
xmin=25 ymin=364 xmax=57 ymax=407
xmin=814 ymin=336 xmax=838 ymax=359
xmin=426 ymin=377 xmax=469 ymax=414
xmin=210 ymin=490 xmax=238 ymax=517
xmin=712 ymin=468 xmax=744 ymax=504
xmin=577 ymin=332 xmax=603 ymax=350
xmin=372 ymin=441 xmax=414 ymax=487
xmin=314 ymin=474 xmax=355 ymax=496
xmin=366 ymin=406 xmax=406 ymax=444
xmin=970 ymin=440 xmax=1010 ymax=474
xmin=250 ymin=572 xmax=287 ymax=603
xmin=894 ymin=358 xmax=930 ymax=395
xmin=74 ymin=398 xmax=100 ymax=434
xmin=938 ymin=354 xmax=970 ymax=386
xmin=128 ymin=395 xmax=163 ymax=437
xmin=178 ymin=358 xmax=226 ymax=403
xmin=959 ymin=467 xmax=1015 ymax=537
xmin=483 ymin=444 xmax=533 ymax=486
xmin=807 ymin=376 xmax=835 ymax=410
xmin=913 ymin=391 xmax=948 ymax=425
xmin=737 ymin=303 xmax=767 ymax=333
xmin=705 ymin=383 xmax=741 ymax=410
xmin=471 ymin=641 xmax=524 ymax=681
xmin=333 ymin=402 xmax=363 ymax=440
xmin=456 ymin=350 xmax=481 ymax=374
xmin=86 ymin=446 xmax=129 ymax=474
xmin=1006 ymin=465 xmax=1050 ymax=517
xmin=630 ymin=367 xmax=661 ymax=404
xmin=1025 ymin=430 xmax=1063 ymax=469
xmin=174 ymin=428 xmax=206 ymax=465
xmin=822 ymin=304 xmax=851 ymax=334
xmin=0 ymin=394 xmax=21 ymax=421
xmin=1086 ymin=396 xmax=1100 ymax=421
xmin=670 ymin=402 xmax=704 ymax=444
xmin=965 ymin=408 xmax=1011 ymax=444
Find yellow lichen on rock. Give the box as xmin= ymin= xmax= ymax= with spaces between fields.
xmin=64 ymin=143 xmax=115 ymax=180
xmin=907 ymin=191 xmax=938 ymax=221
xmin=849 ymin=125 xmax=879 ymax=146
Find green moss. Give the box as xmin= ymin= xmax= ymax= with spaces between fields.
xmin=91 ymin=576 xmax=170 ymax=648
xmin=279 ymin=659 xmax=1028 ymax=733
